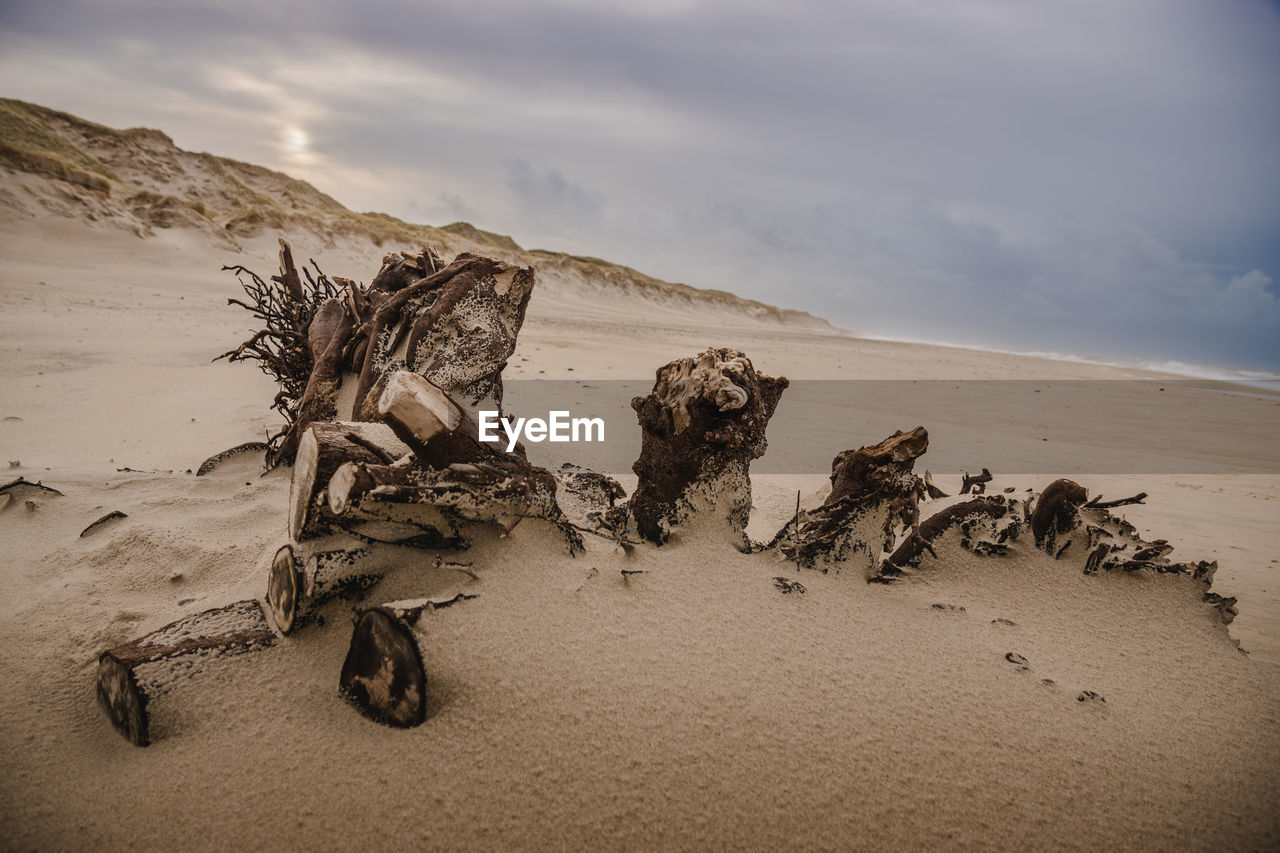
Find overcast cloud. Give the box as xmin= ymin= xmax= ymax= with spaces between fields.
xmin=3 ymin=0 xmax=1278 ymax=369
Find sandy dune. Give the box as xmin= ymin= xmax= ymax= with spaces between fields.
xmin=1 ymin=209 xmax=1278 ymax=850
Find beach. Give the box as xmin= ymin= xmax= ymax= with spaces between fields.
xmin=1 ymin=210 xmax=1277 ymax=849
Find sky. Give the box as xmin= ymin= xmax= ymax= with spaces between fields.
xmin=3 ymin=0 xmax=1279 ymax=370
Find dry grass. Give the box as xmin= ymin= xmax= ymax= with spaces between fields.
xmin=0 ymin=140 xmax=113 ymax=194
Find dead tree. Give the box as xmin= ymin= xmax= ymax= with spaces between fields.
xmin=628 ymin=348 xmax=788 ymax=545
xmin=349 ymin=253 xmax=535 ymax=421
xmin=219 ymin=244 xmax=535 ymax=467
xmin=96 ymin=600 xmax=275 ymax=746
xmin=340 ymin=593 xmax=477 ymax=727
xmin=766 ymin=427 xmax=929 ymax=578
xmin=217 ymin=239 xmax=344 ymax=467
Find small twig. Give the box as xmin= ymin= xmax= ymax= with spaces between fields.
xmin=81 ymin=511 xmax=127 ymax=538
xmin=1084 ymin=492 xmax=1147 ymax=510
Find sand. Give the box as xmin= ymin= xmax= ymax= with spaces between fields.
xmin=1 ymin=213 xmax=1278 ymax=850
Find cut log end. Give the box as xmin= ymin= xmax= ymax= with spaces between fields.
xmin=328 ymin=461 xmax=372 ymax=516
xmin=96 ymin=654 xmax=149 ymax=747
xmin=267 ymin=545 xmax=300 ymax=634
xmin=340 ymin=608 xmax=427 ymax=728
xmin=289 ymin=428 xmax=320 ymax=541
xmin=377 ymin=371 xmax=462 ymax=459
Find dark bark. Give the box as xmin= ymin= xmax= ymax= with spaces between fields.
xmin=961 ymin=468 xmax=993 ymax=495
xmin=628 ymin=347 xmax=787 ymax=545
xmin=1030 ymin=478 xmax=1088 ymax=551
xmin=766 ymin=427 xmax=929 ymax=578
xmin=80 ymin=511 xmax=126 ymax=537
xmin=827 ymin=427 xmax=930 ymax=504
xmin=0 ymin=477 xmax=64 ymax=509
xmin=879 ymin=496 xmax=1014 ymax=578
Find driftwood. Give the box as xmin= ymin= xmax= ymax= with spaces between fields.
xmin=331 ymin=372 xmax=578 ymax=550
xmin=219 ymin=244 xmax=534 ymax=467
xmin=196 ymin=441 xmax=268 ymax=476
xmin=289 ymin=421 xmax=411 ymax=541
xmin=217 ymin=242 xmax=344 ymax=467
xmin=0 ymin=477 xmax=63 ymax=509
xmin=1030 ymin=478 xmax=1089 ymax=552
xmin=268 ymin=544 xmax=379 ymax=634
xmin=879 ymin=496 xmax=1018 ymax=578
xmin=97 ymin=600 xmax=274 ymax=746
xmin=1069 ymin=501 xmax=1235 ymax=625
xmin=340 ymin=593 xmax=477 ymax=727
xmin=1084 ymin=492 xmax=1148 ymax=509
xmin=350 ymin=253 xmax=534 ymax=420
xmin=628 ymin=348 xmax=787 ymax=545
xmin=766 ymin=427 xmax=929 ymax=578
xmin=961 ymin=468 xmax=993 ymax=495
xmin=80 ymin=511 xmax=127 ymax=537
xmin=922 ymin=470 xmax=948 ymax=499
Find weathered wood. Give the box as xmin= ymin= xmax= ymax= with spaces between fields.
xmin=961 ymin=468 xmax=993 ymax=495
xmin=351 ymin=254 xmax=535 ymax=420
xmin=376 ymin=370 xmax=463 ymax=462
xmin=272 ymin=236 xmax=304 ymax=302
xmin=267 ymin=543 xmax=401 ymax=634
xmin=922 ymin=470 xmax=948 ymax=500
xmin=766 ymin=427 xmax=929 ymax=578
xmin=80 ymin=511 xmax=127 ymax=537
xmin=1030 ymin=478 xmax=1088 ymax=551
xmin=1071 ymin=501 xmax=1236 ymax=625
xmin=217 ymin=242 xmax=345 ymax=467
xmin=196 ymin=441 xmax=268 ymax=476
xmin=0 ymin=476 xmax=63 ymax=509
xmin=628 ymin=347 xmax=787 ymax=545
xmin=880 ymin=497 xmax=1016 ymax=577
xmin=276 ymin=296 xmax=353 ymax=461
xmin=827 ymin=427 xmax=930 ymax=504
xmin=96 ymin=600 xmax=274 ymax=746
xmin=325 ymin=458 xmax=533 ymax=542
xmin=1084 ymin=492 xmax=1148 ymax=509
xmin=340 ymin=593 xmax=477 ymax=728
xmin=288 ymin=421 xmax=410 ymax=541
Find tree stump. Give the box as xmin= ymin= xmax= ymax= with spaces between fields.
xmin=628 ymin=348 xmax=787 ymax=545
xmin=220 ymin=244 xmax=535 ymax=466
xmin=351 ymin=253 xmax=535 ymax=421
xmin=768 ymin=427 xmax=929 ymax=578
xmin=1030 ymin=478 xmax=1089 ymax=553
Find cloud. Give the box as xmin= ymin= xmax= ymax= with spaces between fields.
xmin=1 ymin=0 xmax=1278 ymax=367
xmin=504 ymin=157 xmax=604 ymax=226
